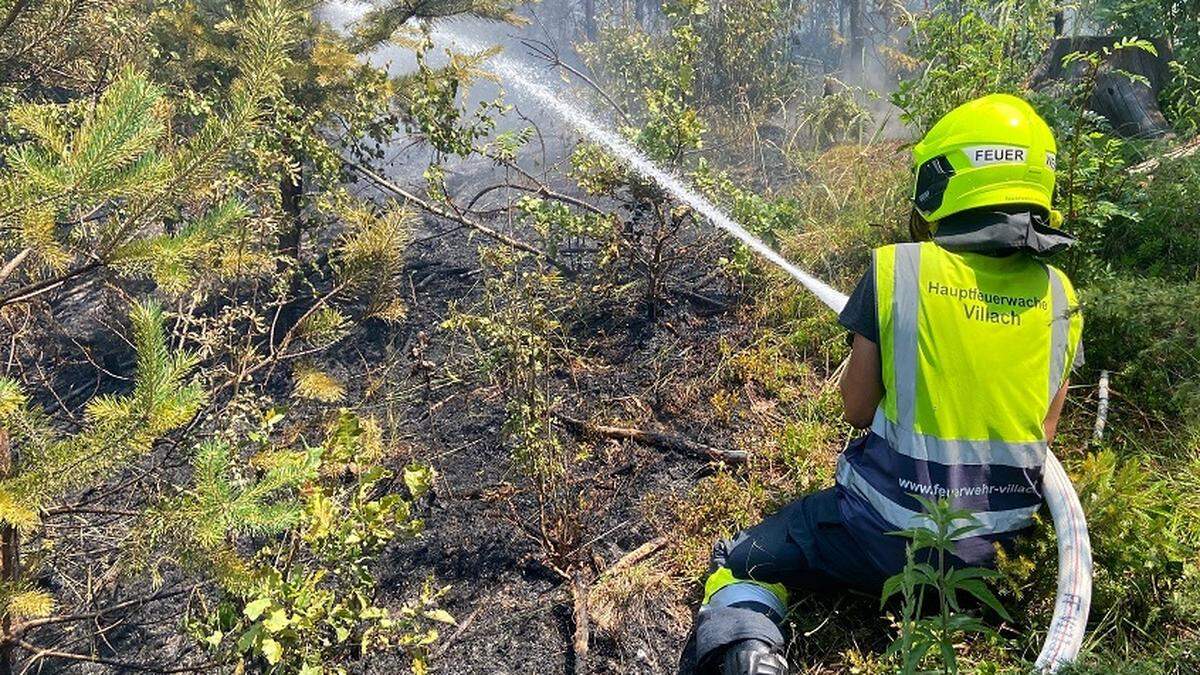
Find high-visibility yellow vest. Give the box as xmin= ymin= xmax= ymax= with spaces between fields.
xmin=837 ymin=241 xmax=1083 ymax=540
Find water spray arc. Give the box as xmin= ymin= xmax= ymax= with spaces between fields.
xmin=382 ymin=19 xmax=1092 ymax=672
xmin=488 ymin=58 xmax=850 ymax=313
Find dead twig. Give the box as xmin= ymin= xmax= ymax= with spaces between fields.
xmin=521 ymin=38 xmax=632 ymax=127
xmin=554 ymin=414 xmax=746 ymax=464
xmin=572 ymin=569 xmax=591 ymax=675
xmin=343 ymin=160 xmax=570 ymax=274
xmin=13 ymin=637 xmax=212 ymax=673
xmin=597 ymin=537 xmax=668 ymax=581
xmin=431 ymin=601 xmax=486 ymax=659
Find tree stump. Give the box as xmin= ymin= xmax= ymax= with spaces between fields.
xmin=1029 ymin=36 xmax=1174 ymax=139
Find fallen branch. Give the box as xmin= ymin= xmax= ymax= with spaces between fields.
xmin=11 ymin=584 xmax=198 ymax=636
xmin=0 ymin=259 xmax=103 ymax=309
xmin=431 ymin=601 xmax=486 ymax=659
xmin=673 ymin=288 xmax=727 ymax=313
xmin=555 ymin=414 xmax=746 ymax=464
xmin=13 ymin=637 xmax=213 ymax=673
xmin=1128 ymin=136 xmax=1200 ymax=175
xmin=343 ymin=160 xmax=568 ymax=273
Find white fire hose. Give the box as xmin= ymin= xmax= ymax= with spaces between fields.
xmin=1034 ymin=451 xmax=1092 ymax=670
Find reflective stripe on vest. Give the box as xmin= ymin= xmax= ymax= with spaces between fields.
xmin=837 ymin=458 xmax=1042 ymax=540
xmin=838 ymin=241 xmax=1083 ymax=539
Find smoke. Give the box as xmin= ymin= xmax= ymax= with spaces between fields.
xmin=317 ymin=1 xmax=590 ymax=190
xmin=318 ymin=2 xmax=580 ymax=130
xmin=835 ymin=12 xmax=914 ymax=142
xmin=318 ymin=3 xmax=850 ymax=309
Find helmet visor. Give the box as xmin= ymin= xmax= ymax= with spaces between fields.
xmin=913 ymin=155 xmax=955 ymax=216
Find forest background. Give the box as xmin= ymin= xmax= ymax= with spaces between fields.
xmin=0 ymin=0 xmax=1197 ymax=672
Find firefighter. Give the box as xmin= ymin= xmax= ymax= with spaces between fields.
xmin=681 ymin=93 xmax=1084 ymax=674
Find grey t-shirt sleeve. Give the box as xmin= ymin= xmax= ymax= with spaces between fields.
xmin=838 ymin=260 xmax=878 ymax=344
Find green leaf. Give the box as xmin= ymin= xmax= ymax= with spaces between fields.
xmin=423 ymin=608 xmax=456 ymax=625
xmin=880 ymin=574 xmax=907 ymax=606
xmin=263 ymin=608 xmax=290 ymax=632
xmin=261 ymin=637 xmax=283 ymax=665
xmin=938 ymin=639 xmax=958 ymax=674
xmin=236 ymin=622 xmax=263 ymax=653
xmin=244 ymin=597 xmax=271 ymax=620
xmin=404 ymin=464 xmax=435 ymax=499
xmin=957 ymin=579 xmax=1013 ymax=621
xmin=948 ymin=523 xmax=982 ymax=539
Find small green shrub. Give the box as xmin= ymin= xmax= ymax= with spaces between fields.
xmin=1103 ymin=156 xmax=1200 ymax=280
xmin=647 ymin=471 xmax=769 ymax=578
xmin=133 ymin=410 xmax=443 ymax=674
xmin=891 ymin=0 xmax=1056 ymax=133
xmin=883 ymin=497 xmax=1013 ymax=675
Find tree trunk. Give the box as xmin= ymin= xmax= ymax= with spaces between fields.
xmin=0 ymin=428 xmax=16 ymax=675
xmin=275 ymin=149 xmax=304 ymax=341
xmin=277 ymin=165 xmax=302 ymax=270
xmin=1029 ymin=36 xmax=1174 ymax=139
xmin=583 ymin=0 xmax=596 ymax=39
xmin=843 ymin=0 xmax=866 ymax=76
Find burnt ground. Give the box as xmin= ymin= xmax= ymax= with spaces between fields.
xmin=345 ymin=223 xmax=720 ymax=674
xmin=335 ymin=213 xmax=894 ymax=674
xmin=15 ymin=153 xmax=895 ymax=673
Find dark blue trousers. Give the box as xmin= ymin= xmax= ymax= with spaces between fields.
xmin=680 ymin=488 xmax=891 ymax=673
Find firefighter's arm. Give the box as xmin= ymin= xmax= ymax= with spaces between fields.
xmin=840 ymin=333 xmax=883 ymax=429
xmin=1044 ymin=381 xmax=1069 ymax=444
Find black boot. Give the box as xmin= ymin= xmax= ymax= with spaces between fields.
xmin=719 ymin=638 xmax=787 ymax=675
